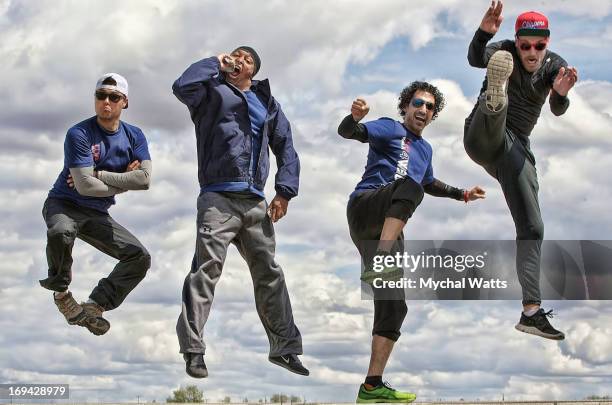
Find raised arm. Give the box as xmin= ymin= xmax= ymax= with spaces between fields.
xmin=424 ymin=179 xmax=486 ymax=203
xmin=172 ymin=55 xmax=231 ymax=113
xmin=468 ymin=0 xmax=503 ymax=67
xmin=549 ymin=66 xmax=577 ymax=116
xmin=338 ymin=98 xmax=370 ymax=143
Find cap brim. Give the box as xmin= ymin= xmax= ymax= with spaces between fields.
xmin=516 ymin=28 xmax=550 ymax=37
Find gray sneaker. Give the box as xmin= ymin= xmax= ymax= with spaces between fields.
xmin=54 ymin=292 xmax=86 ymax=325
xmin=79 ymin=302 xmax=111 ymax=336
xmin=485 ymin=50 xmax=513 ymax=112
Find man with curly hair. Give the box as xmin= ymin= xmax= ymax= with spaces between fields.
xmin=465 ymin=1 xmax=578 ymax=340
xmin=338 ymin=81 xmax=485 ymax=402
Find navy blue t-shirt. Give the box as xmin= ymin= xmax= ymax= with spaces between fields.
xmin=351 ymin=117 xmax=434 ymax=200
xmin=48 ymin=116 xmax=151 ymax=212
xmin=245 ymin=90 xmax=267 ymax=176
xmin=201 ymin=90 xmax=267 ymax=197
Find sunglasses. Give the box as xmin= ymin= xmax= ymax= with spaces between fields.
xmin=518 ymin=41 xmax=548 ymax=51
xmin=95 ymin=91 xmax=124 ymax=103
xmin=411 ymin=98 xmax=435 ymax=111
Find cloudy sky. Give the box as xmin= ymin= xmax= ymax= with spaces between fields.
xmin=2 ymin=0 xmax=612 ymax=402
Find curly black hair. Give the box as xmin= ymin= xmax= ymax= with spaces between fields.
xmin=397 ymin=81 xmax=445 ymax=120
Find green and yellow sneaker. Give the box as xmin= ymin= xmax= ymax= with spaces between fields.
xmin=356 ymin=382 xmax=416 ymax=403
xmin=360 ymin=262 xmax=403 ymax=286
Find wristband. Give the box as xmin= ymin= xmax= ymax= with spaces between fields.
xmin=463 ymin=190 xmax=469 ymax=203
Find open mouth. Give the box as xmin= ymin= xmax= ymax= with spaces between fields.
xmin=415 ymin=115 xmax=426 ymax=124
xmin=229 ymin=64 xmax=242 ymax=77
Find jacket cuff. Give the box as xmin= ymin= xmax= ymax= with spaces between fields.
xmin=275 ymin=187 xmax=295 ymax=201
xmin=551 ymin=90 xmax=568 ymax=104
xmin=475 ymin=28 xmax=495 ymax=42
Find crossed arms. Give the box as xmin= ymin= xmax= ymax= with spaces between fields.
xmin=69 ymin=160 xmax=152 ymax=197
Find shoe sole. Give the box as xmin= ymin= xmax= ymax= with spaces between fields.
xmin=268 ymin=357 xmax=309 ymax=376
xmin=515 ymin=323 xmax=565 ymax=340
xmin=65 ymin=310 xmax=87 ymax=325
xmin=356 ymin=396 xmax=416 ymax=403
xmin=485 ymin=50 xmax=513 ymax=112
xmin=78 ymin=316 xmax=111 ymax=336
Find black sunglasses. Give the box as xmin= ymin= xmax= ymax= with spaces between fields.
xmin=411 ymin=98 xmax=435 ymax=111
xmin=95 ymin=91 xmax=124 ymax=103
xmin=518 ymin=41 xmax=547 ymax=51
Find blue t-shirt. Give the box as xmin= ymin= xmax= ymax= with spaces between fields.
xmin=201 ymin=90 xmax=267 ymax=198
xmin=351 ymin=117 xmax=434 ymax=200
xmin=48 ymin=117 xmax=151 ymax=212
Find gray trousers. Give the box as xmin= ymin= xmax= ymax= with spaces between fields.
xmin=464 ymin=99 xmax=543 ymax=305
xmin=176 ymin=192 xmax=302 ymax=356
xmin=41 ymin=197 xmax=151 ymax=310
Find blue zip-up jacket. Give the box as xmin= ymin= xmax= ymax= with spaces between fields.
xmin=172 ymin=56 xmax=300 ymax=200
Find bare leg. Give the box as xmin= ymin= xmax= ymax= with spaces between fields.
xmin=378 ymin=217 xmax=406 ymax=252
xmin=367 ymin=335 xmax=395 ymax=377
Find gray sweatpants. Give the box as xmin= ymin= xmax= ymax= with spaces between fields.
xmin=464 ymin=98 xmax=543 ymax=305
xmin=41 ymin=197 xmax=151 ymax=310
xmin=176 ymin=192 xmax=302 ymax=356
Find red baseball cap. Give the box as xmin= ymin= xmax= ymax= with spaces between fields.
xmin=515 ymin=11 xmax=550 ymax=37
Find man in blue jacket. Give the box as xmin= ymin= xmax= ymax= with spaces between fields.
xmin=173 ymin=46 xmax=307 ymax=378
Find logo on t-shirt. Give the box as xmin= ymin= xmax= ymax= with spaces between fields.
xmin=395 ymin=137 xmax=411 ymax=180
xmin=92 ymin=144 xmax=101 ymax=162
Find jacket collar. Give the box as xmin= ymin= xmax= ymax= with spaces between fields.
xmin=221 ymin=77 xmax=273 ymax=106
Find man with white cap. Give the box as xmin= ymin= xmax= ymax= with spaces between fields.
xmin=464 ymin=1 xmax=578 ymax=340
xmin=40 ymin=73 xmax=153 ymax=336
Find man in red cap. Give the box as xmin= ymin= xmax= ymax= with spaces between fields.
xmin=464 ymin=1 xmax=578 ymax=340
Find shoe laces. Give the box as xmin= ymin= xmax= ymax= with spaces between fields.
xmin=57 ymin=294 xmax=79 ymax=313
xmin=82 ymin=302 xmax=103 ymax=317
xmin=382 ymin=381 xmax=396 ymax=391
xmin=541 ymin=309 xmax=556 ymax=318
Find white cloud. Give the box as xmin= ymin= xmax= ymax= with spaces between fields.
xmin=2 ymin=0 xmax=612 ymax=402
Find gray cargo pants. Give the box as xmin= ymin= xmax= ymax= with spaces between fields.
xmin=176 ymin=192 xmax=303 ymax=356
xmin=464 ymin=98 xmax=543 ymax=305
xmin=40 ymin=197 xmax=151 ymax=310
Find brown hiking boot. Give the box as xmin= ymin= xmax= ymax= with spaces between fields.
xmin=54 ymin=292 xmax=86 ymax=325
xmin=79 ymin=302 xmax=111 ymax=336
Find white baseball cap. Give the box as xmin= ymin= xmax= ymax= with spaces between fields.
xmin=95 ymin=73 xmax=128 ymax=97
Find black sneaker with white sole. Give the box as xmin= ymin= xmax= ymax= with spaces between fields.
xmin=269 ymin=354 xmax=309 ymax=376
xmin=183 ymin=353 xmax=208 ymax=378
xmin=515 ymin=308 xmax=565 ymax=340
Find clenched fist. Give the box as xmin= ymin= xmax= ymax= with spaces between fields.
xmin=351 ymin=98 xmax=370 ymax=122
